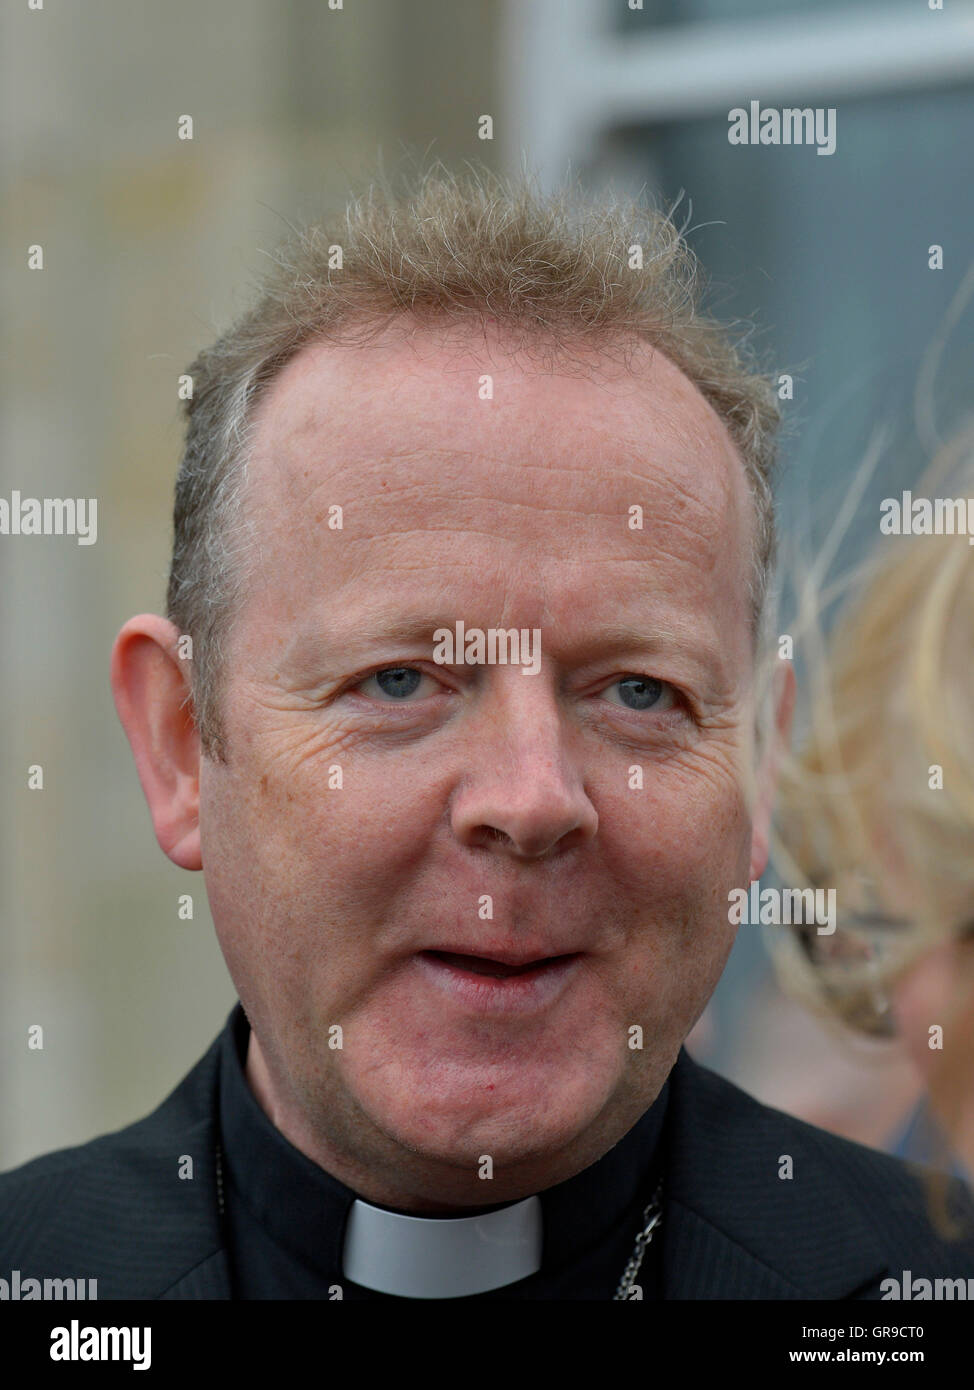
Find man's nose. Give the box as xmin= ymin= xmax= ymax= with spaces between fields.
xmin=449 ymin=681 xmax=599 ymax=860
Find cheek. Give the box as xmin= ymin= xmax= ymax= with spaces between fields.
xmin=595 ymin=763 xmax=750 ymax=1019
xmin=199 ymin=742 xmax=442 ymax=958
xmin=605 ymin=750 xmax=753 ymax=906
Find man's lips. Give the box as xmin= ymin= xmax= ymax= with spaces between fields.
xmin=413 ymin=947 xmax=585 ymax=1015
xmin=420 ymin=949 xmax=582 ymax=979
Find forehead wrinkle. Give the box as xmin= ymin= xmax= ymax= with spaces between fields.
xmin=254 ymin=357 xmax=745 ymax=519
xmin=315 ymin=515 xmax=730 ymax=570
xmin=263 ymin=448 xmax=737 ymax=541
xmin=265 ymin=465 xmax=733 ymax=546
xmin=245 ymin=336 xmax=754 ymax=604
xmin=249 ymin=473 xmax=742 ymax=596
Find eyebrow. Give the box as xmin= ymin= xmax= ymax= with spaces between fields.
xmin=281 ymin=612 xmax=467 ymax=670
xmin=568 ymin=621 xmax=722 ymax=669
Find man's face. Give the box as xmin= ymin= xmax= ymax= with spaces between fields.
xmin=199 ymin=320 xmax=762 ymax=1208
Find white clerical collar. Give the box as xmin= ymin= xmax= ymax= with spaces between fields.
xmin=343 ymin=1195 xmax=543 ymax=1298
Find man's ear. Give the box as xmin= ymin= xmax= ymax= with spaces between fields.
xmin=749 ymin=658 xmax=796 ymax=883
xmin=110 ymin=615 xmax=203 ymax=870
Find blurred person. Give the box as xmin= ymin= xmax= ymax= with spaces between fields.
xmin=773 ymin=425 xmax=974 ymax=1202
xmin=2 ymin=167 xmax=973 ymax=1301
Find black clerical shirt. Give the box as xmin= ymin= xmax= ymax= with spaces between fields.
xmin=218 ymin=1003 xmax=669 ymax=1300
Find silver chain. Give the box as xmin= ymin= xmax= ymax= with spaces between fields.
xmin=217 ymin=1140 xmax=661 ymax=1300
xmin=612 ymin=1181 xmax=663 ymax=1301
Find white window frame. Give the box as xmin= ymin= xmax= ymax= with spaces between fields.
xmin=500 ymin=1 xmax=974 ymax=188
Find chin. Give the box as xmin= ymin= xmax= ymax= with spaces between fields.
xmin=352 ymin=1053 xmax=622 ymax=1175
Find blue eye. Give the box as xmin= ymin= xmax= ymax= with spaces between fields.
xmin=358 ymin=666 xmax=430 ymax=700
xmin=606 ymin=676 xmax=674 ymax=712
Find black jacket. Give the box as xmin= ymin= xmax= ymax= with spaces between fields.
xmin=2 ymin=1026 xmax=972 ymax=1299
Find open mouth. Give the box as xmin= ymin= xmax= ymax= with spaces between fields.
xmin=421 ymin=950 xmax=578 ymax=979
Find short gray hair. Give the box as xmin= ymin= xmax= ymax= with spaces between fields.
xmin=167 ymin=164 xmax=781 ymax=761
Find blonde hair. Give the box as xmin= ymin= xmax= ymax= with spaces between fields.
xmin=772 ymin=423 xmax=974 ymax=1217
xmin=166 ymin=162 xmax=781 ymax=760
